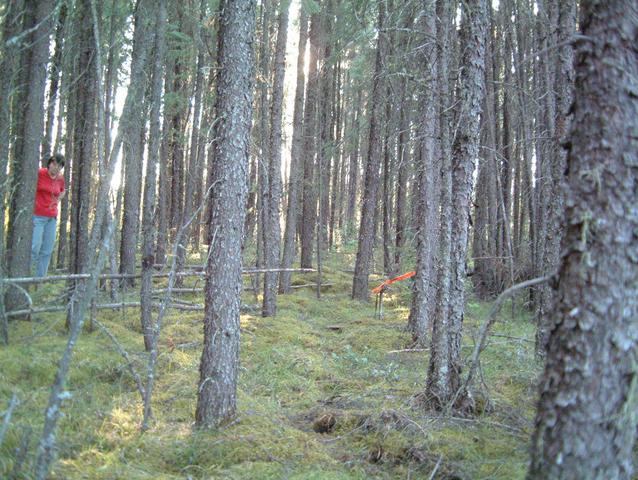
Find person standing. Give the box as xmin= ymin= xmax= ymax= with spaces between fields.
xmin=32 ymin=154 xmax=65 ymax=277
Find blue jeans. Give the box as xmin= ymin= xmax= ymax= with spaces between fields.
xmin=32 ymin=215 xmax=57 ymax=277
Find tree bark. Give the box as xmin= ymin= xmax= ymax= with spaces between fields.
xmin=195 ymin=0 xmax=255 ymax=428
xmin=262 ymin=0 xmax=290 ymax=316
xmin=425 ymin=0 xmax=487 ymax=408
xmin=299 ymin=12 xmax=321 ymax=268
xmin=528 ymin=1 xmax=638 ymax=476
xmin=69 ymin=0 xmax=98 ymax=277
xmin=352 ymin=1 xmax=386 ymax=301
xmin=140 ymin=0 xmax=167 ymax=352
xmin=279 ymin=8 xmax=308 ymax=293
xmin=119 ymin=0 xmax=155 ymax=285
xmin=407 ymin=0 xmax=438 ymax=343
xmin=534 ymin=0 xmax=576 ymax=355
xmin=5 ymin=0 xmax=55 ymax=312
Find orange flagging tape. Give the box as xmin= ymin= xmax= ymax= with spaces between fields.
xmin=371 ymin=271 xmax=416 ymax=294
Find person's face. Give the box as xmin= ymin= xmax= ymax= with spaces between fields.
xmin=48 ymin=160 xmax=63 ymax=177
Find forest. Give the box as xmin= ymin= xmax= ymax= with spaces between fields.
xmin=0 ymin=0 xmax=637 ymax=478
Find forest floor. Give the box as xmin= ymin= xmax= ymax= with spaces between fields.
xmin=1 ymin=250 xmax=541 ymax=479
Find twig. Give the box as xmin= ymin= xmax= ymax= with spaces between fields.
xmin=0 ymin=393 xmax=19 ymax=446
xmin=93 ymin=319 xmax=145 ymax=400
xmin=459 ymin=275 xmax=552 ymax=400
xmin=492 ymin=333 xmax=534 ymax=344
xmin=427 ymin=454 xmax=443 ymax=480
xmin=387 ymin=348 xmax=429 ymax=354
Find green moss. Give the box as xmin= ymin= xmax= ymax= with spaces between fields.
xmin=1 ymin=253 xmax=539 ymax=479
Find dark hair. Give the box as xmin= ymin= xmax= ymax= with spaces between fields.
xmin=47 ymin=154 xmax=65 ymax=168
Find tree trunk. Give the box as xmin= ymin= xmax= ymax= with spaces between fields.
xmin=345 ymin=92 xmax=362 ymax=239
xmin=425 ymin=0 xmax=487 ymax=408
xmin=534 ymin=0 xmax=575 ymax=355
xmin=407 ymin=0 xmax=438 ymax=343
xmin=69 ymin=0 xmax=98 ymax=276
xmin=176 ymin=0 xmax=207 ymax=280
xmin=41 ymin=4 xmax=67 ymax=160
xmin=351 ymin=1 xmax=386 ymax=301
xmin=262 ymin=0 xmax=290 ymax=316
xmin=195 ymin=0 xmax=255 ymax=428
xmin=528 ymin=2 xmax=638 ymax=476
xmin=279 ymin=8 xmax=308 ymax=293
xmin=119 ymin=0 xmax=155 ymax=285
xmin=299 ymin=12 xmax=321 ymax=268
xmin=5 ymin=0 xmax=55 ymax=312
xmin=140 ymin=0 xmax=167 ymax=352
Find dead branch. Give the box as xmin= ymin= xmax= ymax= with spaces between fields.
xmin=0 ymin=393 xmax=19 ymax=446
xmin=460 ymin=275 xmax=552 ymax=397
xmin=93 ymin=319 xmax=145 ymax=400
xmin=1 ymin=267 xmax=316 ymax=285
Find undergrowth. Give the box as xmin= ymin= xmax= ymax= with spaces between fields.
xmin=0 ymin=250 xmax=540 ymax=479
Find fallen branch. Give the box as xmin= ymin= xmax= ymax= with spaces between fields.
xmin=460 ymin=275 xmax=551 ymax=396
xmin=387 ymin=348 xmax=429 ymax=354
xmin=93 ymin=319 xmax=145 ymax=400
xmin=0 ymin=393 xmax=19 ymax=446
xmin=5 ymin=301 xmax=205 ymax=318
xmin=1 ymin=267 xmax=316 ymax=285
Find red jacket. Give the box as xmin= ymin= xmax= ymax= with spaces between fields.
xmin=33 ymin=167 xmax=65 ymax=218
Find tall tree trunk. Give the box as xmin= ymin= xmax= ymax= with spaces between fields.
xmin=195 ymin=0 xmax=255 ymax=428
xmin=534 ymin=0 xmax=576 ymax=355
xmin=407 ymin=0 xmax=438 ymax=343
xmin=352 ymin=1 xmax=386 ymax=301
xmin=0 ymin=0 xmax=25 ymax=341
xmin=119 ymin=0 xmax=155 ymax=285
xmin=262 ymin=0 xmax=290 ymax=316
xmin=345 ymin=92 xmax=362 ymax=239
xmin=425 ymin=0 xmax=487 ymax=408
xmin=528 ymin=2 xmax=638 ymax=476
xmin=140 ymin=0 xmax=167 ymax=352
xmin=279 ymin=8 xmax=308 ymax=293
xmin=176 ymin=0 xmax=207 ymax=280
xmin=41 ymin=4 xmax=67 ymax=159
xmin=155 ymin=55 xmax=175 ymax=265
xmin=5 ymin=0 xmax=55 ymax=312
xmin=394 ymin=70 xmax=411 ymax=271
xmin=318 ymin=1 xmax=333 ymax=250
xmin=329 ymin=59 xmax=342 ymax=250
xmin=69 ymin=0 xmax=98 ymax=276
xmin=299 ymin=12 xmax=321 ymax=268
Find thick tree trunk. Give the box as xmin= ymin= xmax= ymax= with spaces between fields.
xmin=528 ymin=2 xmax=638 ymax=476
xmin=407 ymin=0 xmax=438 ymax=343
xmin=195 ymin=0 xmax=255 ymax=428
xmin=425 ymin=0 xmax=487 ymax=408
xmin=352 ymin=2 xmax=385 ymax=301
xmin=279 ymin=9 xmax=308 ymax=293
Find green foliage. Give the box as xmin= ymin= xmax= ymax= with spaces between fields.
xmin=0 ymin=252 xmax=541 ymax=479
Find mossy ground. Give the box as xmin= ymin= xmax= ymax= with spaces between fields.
xmin=1 ymin=249 xmax=540 ymax=479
